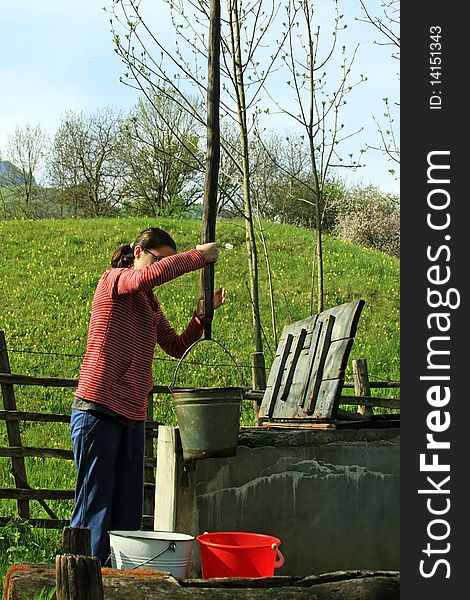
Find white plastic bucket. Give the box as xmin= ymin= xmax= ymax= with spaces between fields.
xmin=109 ymin=530 xmax=195 ymax=578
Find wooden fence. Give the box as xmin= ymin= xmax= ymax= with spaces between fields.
xmin=0 ymin=330 xmax=168 ymax=530
xmin=0 ymin=331 xmax=399 ymax=530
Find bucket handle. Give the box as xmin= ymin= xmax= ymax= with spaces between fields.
xmin=169 ymin=337 xmax=247 ymax=391
xmin=131 ymin=541 xmax=176 ymax=570
xmin=272 ymin=543 xmax=285 ymax=569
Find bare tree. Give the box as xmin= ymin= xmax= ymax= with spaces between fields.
xmin=357 ymin=0 xmax=400 ymax=172
xmin=357 ymin=0 xmax=399 ymax=57
xmin=108 ymin=0 xmax=288 ymax=385
xmin=4 ymin=124 xmax=49 ymax=217
xmin=49 ymin=107 xmax=125 ymax=217
xmin=261 ymin=0 xmax=366 ymax=312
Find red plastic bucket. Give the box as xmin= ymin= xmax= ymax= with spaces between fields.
xmin=196 ymin=531 xmax=285 ymax=578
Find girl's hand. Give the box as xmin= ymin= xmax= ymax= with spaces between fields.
xmin=196 ymin=287 xmax=226 ymax=317
xmin=196 ymin=242 xmax=219 ymax=263
xmin=213 ymin=287 xmax=226 ymax=310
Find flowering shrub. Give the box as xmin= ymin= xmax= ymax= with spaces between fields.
xmin=332 ymin=185 xmax=400 ymax=258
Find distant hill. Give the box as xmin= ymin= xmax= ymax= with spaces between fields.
xmin=0 ymin=160 xmax=35 ymax=186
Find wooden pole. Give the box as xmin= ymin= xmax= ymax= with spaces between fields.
xmin=0 ymin=330 xmax=30 ymax=518
xmin=353 ymin=358 xmax=373 ymax=416
xmin=56 ymin=554 xmax=103 ymax=600
xmin=201 ymin=0 xmax=221 ymax=340
xmin=61 ymin=526 xmax=91 ymax=556
xmin=154 ymin=426 xmax=178 ymax=532
xmin=56 ymin=527 xmax=103 ymax=600
xmin=251 ymin=352 xmax=266 ymax=425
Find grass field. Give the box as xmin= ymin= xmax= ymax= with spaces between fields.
xmin=0 ymin=216 xmax=399 ymax=581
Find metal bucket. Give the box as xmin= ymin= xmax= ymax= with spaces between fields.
xmin=109 ymin=530 xmax=195 ymax=577
xmin=171 ymin=386 xmax=244 ymax=460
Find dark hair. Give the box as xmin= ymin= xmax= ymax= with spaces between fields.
xmin=111 ymin=227 xmax=177 ymax=268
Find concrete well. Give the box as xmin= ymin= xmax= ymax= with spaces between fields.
xmin=154 ymin=426 xmax=400 ymax=578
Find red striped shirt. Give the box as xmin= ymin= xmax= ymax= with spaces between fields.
xmin=74 ymin=249 xmax=206 ymax=420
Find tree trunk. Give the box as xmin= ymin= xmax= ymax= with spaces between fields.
xmin=230 ymin=0 xmax=264 ymax=362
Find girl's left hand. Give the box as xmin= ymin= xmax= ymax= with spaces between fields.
xmin=196 ymin=287 xmax=226 ymax=316
xmin=213 ymin=286 xmax=226 ymax=310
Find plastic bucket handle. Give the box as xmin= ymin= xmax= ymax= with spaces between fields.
xmin=271 ymin=543 xmax=285 ymax=569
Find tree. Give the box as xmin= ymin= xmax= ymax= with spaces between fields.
xmin=120 ymin=92 xmax=205 ymax=216
xmin=261 ymin=0 xmax=366 ymax=312
xmin=49 ymin=107 xmax=125 ymax=217
xmin=4 ymin=124 xmax=49 ymax=218
xmin=357 ymin=0 xmax=400 ymax=174
xmin=109 ymin=0 xmax=288 ymax=386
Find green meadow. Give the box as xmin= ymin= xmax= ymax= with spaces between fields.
xmin=0 ymin=216 xmax=399 ymax=579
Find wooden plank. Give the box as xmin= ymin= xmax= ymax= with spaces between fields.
xmin=0 ymin=410 xmax=71 ymax=423
xmin=280 ymin=328 xmax=307 ymax=402
xmin=297 ymin=322 xmax=323 ymax=409
xmin=324 ymin=299 xmax=365 ymax=341
xmin=154 ymin=426 xmax=178 ymax=532
xmin=0 ymin=446 xmax=73 ymax=460
xmin=255 ymin=301 xmax=366 ymax=422
xmin=321 ymin=339 xmax=352 ymax=380
xmin=303 ymin=316 xmax=335 ymax=415
xmin=343 ymin=381 xmax=400 ymax=389
xmin=261 ymin=421 xmax=338 ymax=430
xmin=0 ymin=488 xmax=75 ymax=500
xmin=289 ymin=315 xmax=318 ymax=349
xmin=340 ymin=396 xmax=400 ymax=409
xmin=258 ymin=359 xmax=283 ymax=416
xmin=0 ymin=373 xmax=170 ymax=396
xmin=0 ymin=372 xmax=78 ymax=387
xmin=11 ymin=468 xmax=59 ymax=520
xmin=309 ymin=378 xmax=342 ymax=419
xmin=0 ymin=330 xmax=30 ymax=518
xmin=265 ymin=333 xmax=294 ymax=418
xmin=0 ymin=517 xmax=70 ymax=529
xmin=258 ymin=316 xmax=317 ymax=418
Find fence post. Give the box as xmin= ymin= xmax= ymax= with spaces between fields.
xmin=143 ymin=391 xmax=156 ymax=526
xmin=0 ymin=330 xmax=30 ymax=518
xmin=61 ymin=526 xmax=92 ymax=555
xmin=56 ymin=526 xmax=104 ymax=600
xmin=353 ymin=358 xmax=373 ymax=416
xmin=56 ymin=554 xmax=103 ymax=600
xmin=251 ymin=352 xmax=266 ymax=425
xmin=154 ymin=426 xmax=178 ymax=532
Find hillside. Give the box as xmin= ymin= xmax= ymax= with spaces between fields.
xmin=0 ymin=216 xmax=399 ymax=404
xmin=0 ymin=216 xmax=399 ymax=576
xmin=0 ymin=160 xmax=28 ymax=186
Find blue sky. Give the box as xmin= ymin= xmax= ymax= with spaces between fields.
xmin=0 ymin=0 xmax=399 ymax=195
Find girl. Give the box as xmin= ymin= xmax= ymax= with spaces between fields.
xmin=70 ymin=227 xmax=225 ymax=564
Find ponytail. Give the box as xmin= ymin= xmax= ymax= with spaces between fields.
xmin=111 ymin=243 xmax=135 ymax=268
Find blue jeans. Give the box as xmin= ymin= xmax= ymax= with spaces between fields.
xmin=70 ymin=408 xmax=145 ymax=565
